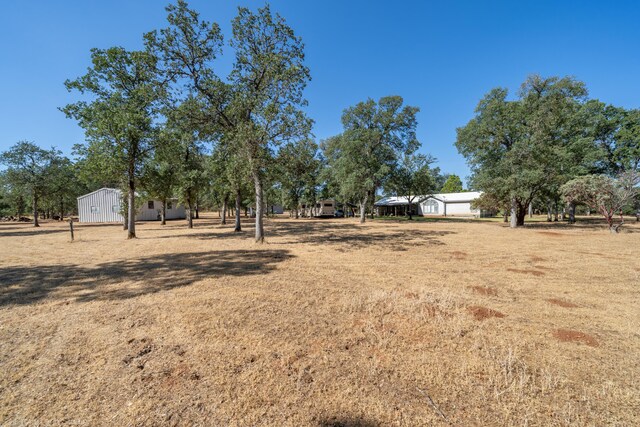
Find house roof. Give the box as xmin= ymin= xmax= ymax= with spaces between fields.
xmin=375 ymin=191 xmax=482 ymax=206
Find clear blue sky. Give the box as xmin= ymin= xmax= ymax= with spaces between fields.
xmin=1 ymin=1 xmax=639 ymax=184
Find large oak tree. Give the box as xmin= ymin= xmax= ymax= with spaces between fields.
xmin=323 ymin=96 xmax=420 ymax=223
xmin=62 ymin=47 xmax=163 ymax=238
xmin=147 ymin=1 xmax=311 ymax=242
xmin=456 ymin=75 xmax=589 ymax=227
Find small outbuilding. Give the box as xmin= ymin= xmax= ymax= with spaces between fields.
xmin=77 ymin=188 xmax=186 ymax=223
xmin=375 ymin=191 xmax=493 ymax=218
xmin=248 ymin=204 xmax=285 ymax=217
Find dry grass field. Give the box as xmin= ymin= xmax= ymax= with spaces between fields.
xmin=1 ymin=214 xmax=639 ymax=426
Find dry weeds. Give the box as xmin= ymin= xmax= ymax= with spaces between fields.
xmin=0 ymin=215 xmax=638 ymax=426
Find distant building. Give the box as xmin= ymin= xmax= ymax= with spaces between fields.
xmin=77 ymin=188 xmax=186 ymax=223
xmin=375 ymin=192 xmax=493 ymax=217
xmin=309 ymin=199 xmax=336 ymax=217
xmin=248 ymin=204 xmax=285 ymax=217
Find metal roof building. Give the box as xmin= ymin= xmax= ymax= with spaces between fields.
xmin=375 ymin=192 xmax=491 ymax=217
xmin=77 ymin=188 xmax=186 ymax=223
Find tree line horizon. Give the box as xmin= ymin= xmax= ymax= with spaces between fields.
xmin=1 ymin=1 xmax=638 ymax=237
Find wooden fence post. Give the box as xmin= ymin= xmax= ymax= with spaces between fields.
xmin=69 ymin=219 xmax=74 ymax=242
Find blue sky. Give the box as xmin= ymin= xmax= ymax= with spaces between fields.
xmin=1 ymin=1 xmax=639 ymax=184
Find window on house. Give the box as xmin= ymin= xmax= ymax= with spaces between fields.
xmin=167 ymin=201 xmax=173 ymax=210
xmin=424 ymin=200 xmax=438 ymax=214
xmin=148 ymin=201 xmax=154 ymax=209
xmin=90 ymin=206 xmax=99 ymax=214
xmin=324 ymin=203 xmax=333 ymax=207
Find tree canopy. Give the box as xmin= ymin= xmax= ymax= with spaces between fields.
xmin=456 ymin=75 xmax=592 ymax=227
xmin=323 ymin=96 xmax=420 ymax=223
xmin=62 ymin=47 xmax=163 ymax=238
xmin=440 ymin=174 xmax=464 ymax=193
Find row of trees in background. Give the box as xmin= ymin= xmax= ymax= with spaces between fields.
xmin=2 ymin=3 xmax=638 ymax=236
xmin=456 ymin=75 xmax=639 ymax=231
xmin=0 ymin=142 xmax=82 ymax=227
xmin=1 ymin=1 xmax=449 ymax=238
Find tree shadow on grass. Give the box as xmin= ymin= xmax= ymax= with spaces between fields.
xmin=317 ymin=417 xmax=380 ymax=427
xmin=0 ymin=249 xmax=293 ymax=306
xmin=269 ymin=220 xmax=454 ymax=251
xmin=0 ymin=228 xmax=67 ymax=237
xmin=514 ymin=218 xmax=640 ymax=233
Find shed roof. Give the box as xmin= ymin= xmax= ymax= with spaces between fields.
xmin=78 ymin=187 xmax=179 ymax=201
xmin=77 ymin=187 xmax=121 ymax=200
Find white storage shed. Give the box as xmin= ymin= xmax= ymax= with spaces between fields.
xmin=77 ymin=188 xmax=186 ymax=223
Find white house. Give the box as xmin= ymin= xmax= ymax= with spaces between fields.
xmin=375 ymin=191 xmax=492 ymax=217
xmin=77 ymin=188 xmax=186 ymax=223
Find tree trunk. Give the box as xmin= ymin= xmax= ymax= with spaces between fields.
xmin=553 ymin=200 xmax=559 ymax=222
xmin=60 ymin=198 xmax=65 ymax=221
xmin=234 ymin=189 xmax=242 ymax=232
xmin=528 ymin=203 xmax=533 ymax=218
xmin=547 ymin=203 xmax=552 ymax=222
xmin=359 ymin=193 xmax=368 ymax=224
xmin=186 ymin=196 xmax=194 ymax=229
xmin=221 ymin=196 xmax=228 ymax=225
xmin=369 ymin=190 xmax=375 ymax=220
xmin=127 ymin=177 xmax=136 ymax=239
xmin=161 ymin=198 xmax=166 ymax=225
xmin=195 ymin=202 xmax=199 ymax=219
xmin=253 ymin=173 xmax=265 ymax=243
xmin=568 ymin=202 xmax=576 ymax=224
xmin=516 ymin=203 xmax=527 ymax=226
xmin=503 ymin=211 xmax=508 ymax=222
xmin=509 ymin=197 xmax=518 ymax=228
xmin=32 ymin=193 xmax=39 ymax=227
xmin=408 ymin=201 xmax=413 ymax=220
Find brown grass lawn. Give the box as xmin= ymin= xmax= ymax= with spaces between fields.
xmin=0 ymin=214 xmax=638 ymax=426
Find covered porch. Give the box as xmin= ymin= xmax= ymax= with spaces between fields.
xmin=374 ymin=198 xmax=417 ymax=217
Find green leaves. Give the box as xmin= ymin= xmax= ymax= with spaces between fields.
xmin=324 ymin=96 xmax=422 ymax=207
xmin=0 ymin=141 xmax=60 ymax=195
xmin=561 ymin=172 xmax=639 ymax=229
xmin=62 ymin=47 xmax=163 ymax=180
xmin=386 ymin=153 xmax=436 ymax=204
xmin=440 ymin=175 xmax=464 ymax=193
xmin=276 ymin=139 xmax=320 ymax=210
xmin=456 ymin=74 xmax=592 ymax=221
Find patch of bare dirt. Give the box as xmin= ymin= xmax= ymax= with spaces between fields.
xmin=553 ymin=329 xmax=599 ymax=347
xmin=506 ymin=268 xmax=545 ymax=277
xmin=471 ymin=286 xmax=498 ymax=296
xmin=449 ymin=250 xmax=467 ymax=260
xmin=403 ymin=291 xmax=419 ymax=299
xmin=467 ymin=305 xmax=505 ymax=321
xmin=547 ymin=298 xmax=578 ymax=308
